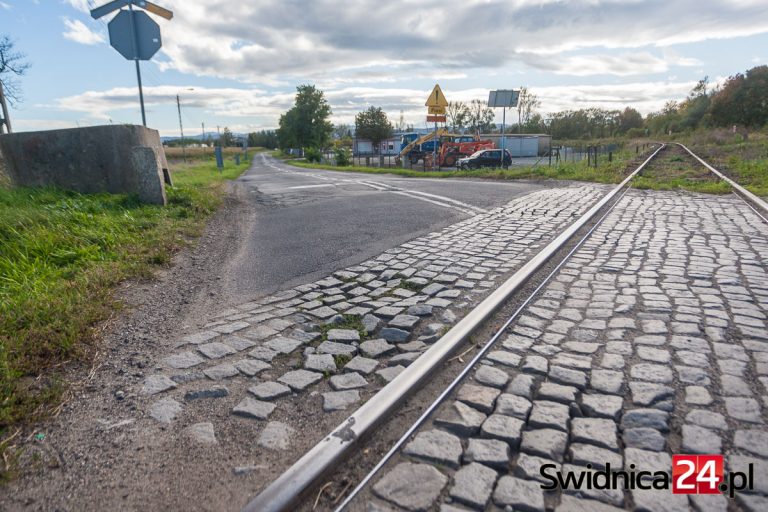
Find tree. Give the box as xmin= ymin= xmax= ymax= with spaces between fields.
xmin=333 ymin=123 xmax=351 ymax=140
xmin=396 ymin=110 xmax=407 ymax=132
xmin=277 ymin=84 xmax=333 ymax=150
xmin=355 ymin=106 xmax=393 ymax=156
xmin=466 ymin=99 xmax=495 ymax=134
xmin=446 ymin=101 xmax=470 ymax=132
xmin=221 ymin=127 xmax=236 ymax=147
xmin=248 ymin=130 xmax=278 ymax=149
xmin=710 ymin=66 xmax=768 ymax=128
xmin=616 ymin=107 xmax=644 ymax=134
xmin=516 ymin=87 xmax=540 ymax=133
xmin=0 ymin=35 xmax=31 ymax=106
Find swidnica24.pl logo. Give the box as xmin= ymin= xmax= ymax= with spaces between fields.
xmin=539 ymin=454 xmax=754 ymax=498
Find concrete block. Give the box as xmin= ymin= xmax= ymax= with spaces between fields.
xmin=132 ymin=146 xmax=167 ymax=205
xmin=0 ymin=124 xmax=170 ymax=201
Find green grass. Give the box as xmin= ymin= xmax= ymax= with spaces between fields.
xmin=318 ymin=315 xmax=367 ymax=341
xmin=724 ymin=157 xmax=768 ymax=197
xmin=286 ymin=151 xmax=634 ymax=184
xmin=0 ymin=157 xmax=250 ymax=447
xmin=632 ymin=176 xmax=732 ymax=194
xmin=284 ymin=132 xmax=768 ymax=197
xmin=680 ymin=129 xmax=768 ymax=198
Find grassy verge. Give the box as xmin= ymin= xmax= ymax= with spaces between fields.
xmin=0 ymin=156 xmax=250 ymax=449
xmin=285 ymin=151 xmax=634 ymax=184
xmin=681 ymin=130 xmax=768 ymax=197
xmin=629 ymin=144 xmax=732 ymax=195
xmin=284 ymin=134 xmax=767 ymax=197
xmin=164 ymin=146 xmax=261 ymax=162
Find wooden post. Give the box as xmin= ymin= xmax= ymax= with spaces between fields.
xmin=0 ymin=81 xmax=12 ymax=134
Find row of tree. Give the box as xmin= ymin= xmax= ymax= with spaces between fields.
xmin=538 ymin=67 xmax=768 ymax=139
xmin=274 ymin=66 xmax=767 ymax=150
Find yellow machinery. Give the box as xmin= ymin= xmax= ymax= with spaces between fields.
xmin=396 ymin=128 xmax=449 ymax=165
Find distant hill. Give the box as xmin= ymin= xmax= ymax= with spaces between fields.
xmin=161 ymin=131 xmax=248 ymax=143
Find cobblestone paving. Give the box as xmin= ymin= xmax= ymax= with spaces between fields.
xmin=138 ymin=186 xmax=604 ymax=447
xmin=367 ymin=190 xmax=768 ymax=511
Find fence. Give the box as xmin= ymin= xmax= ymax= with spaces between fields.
xmin=322 ymin=151 xmax=461 ymax=172
xmin=544 ymin=142 xmax=627 ymax=167
xmin=318 ymin=141 xmax=638 ymax=171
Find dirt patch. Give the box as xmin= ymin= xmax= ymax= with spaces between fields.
xmin=0 ymin=180 xmax=270 ymax=511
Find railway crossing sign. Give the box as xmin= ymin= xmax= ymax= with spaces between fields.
xmin=425 ymin=84 xmax=449 ymax=107
xmin=108 ymin=10 xmax=161 ymax=60
xmin=90 ymin=0 xmax=174 ymax=126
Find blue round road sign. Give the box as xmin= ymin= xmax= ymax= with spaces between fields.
xmin=108 ymin=10 xmax=162 ymax=61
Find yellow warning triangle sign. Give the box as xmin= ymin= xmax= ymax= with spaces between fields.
xmin=425 ymin=84 xmax=449 ymax=107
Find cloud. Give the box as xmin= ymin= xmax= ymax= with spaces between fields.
xmin=53 ymin=79 xmax=701 ymax=134
xmin=54 ymin=85 xmax=271 ymax=120
xmin=62 ymin=17 xmax=105 ymax=45
xmin=145 ymin=0 xmax=768 ymax=84
xmin=14 ymin=118 xmax=78 ymax=131
xmin=0 ymin=2 xmax=11 ymax=10
xmin=65 ymin=0 xmax=92 ymax=14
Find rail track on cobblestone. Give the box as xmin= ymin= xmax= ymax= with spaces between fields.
xmin=243 ymin=143 xmax=768 ymax=512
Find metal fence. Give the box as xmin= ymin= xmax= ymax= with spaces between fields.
xmin=317 ymin=141 xmax=634 ymax=171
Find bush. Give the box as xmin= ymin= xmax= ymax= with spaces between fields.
xmin=304 ymin=147 xmax=322 ymax=163
xmin=626 ymin=127 xmax=647 ymax=138
xmin=334 ymin=148 xmax=351 ymax=166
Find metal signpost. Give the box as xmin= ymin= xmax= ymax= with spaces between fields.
xmin=91 ymin=0 xmax=173 ymax=126
xmin=425 ymin=84 xmax=448 ymax=168
xmin=488 ymin=89 xmax=519 ymax=168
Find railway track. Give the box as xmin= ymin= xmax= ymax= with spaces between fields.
xmin=244 ymin=143 xmax=768 ymax=512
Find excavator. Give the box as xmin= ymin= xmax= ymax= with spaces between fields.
xmin=396 ymin=129 xmax=495 ymax=167
xmin=396 ymin=129 xmax=449 ymax=166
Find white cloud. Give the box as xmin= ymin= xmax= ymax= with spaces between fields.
xmin=144 ymin=0 xmax=768 ymax=84
xmin=62 ymin=17 xmax=105 ymax=45
xmin=65 ymin=0 xmax=91 ymax=14
xmin=54 ymin=85 xmax=270 ymax=120
xmin=0 ymin=2 xmax=11 ymax=10
xmin=14 ymin=118 xmax=78 ymax=131
xmin=52 ymin=79 xmax=701 ymax=133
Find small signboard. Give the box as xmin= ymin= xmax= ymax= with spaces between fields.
xmin=426 ymin=115 xmax=446 ymax=123
xmin=488 ymin=90 xmax=519 ymax=108
xmin=425 ymin=84 xmax=449 ymax=107
xmin=428 ymin=106 xmax=446 ymax=115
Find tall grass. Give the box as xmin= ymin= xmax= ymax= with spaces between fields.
xmin=0 ymin=157 xmax=250 ymax=440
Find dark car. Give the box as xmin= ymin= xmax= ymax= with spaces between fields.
xmin=457 ymin=149 xmax=512 ymax=169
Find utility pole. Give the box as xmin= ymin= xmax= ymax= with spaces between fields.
xmin=176 ymin=94 xmax=186 ymax=163
xmin=0 ymin=81 xmax=12 ymax=134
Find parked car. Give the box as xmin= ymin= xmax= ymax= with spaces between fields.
xmin=457 ymin=149 xmax=512 ymax=169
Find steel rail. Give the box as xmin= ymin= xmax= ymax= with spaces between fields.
xmin=332 ymin=142 xmax=766 ymax=509
xmin=335 ymin=179 xmax=635 ymax=511
xmin=677 ymin=142 xmax=768 ymax=218
xmin=241 ymin=144 xmax=665 ymax=512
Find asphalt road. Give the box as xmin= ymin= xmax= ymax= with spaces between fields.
xmin=225 ymin=153 xmax=559 ymax=298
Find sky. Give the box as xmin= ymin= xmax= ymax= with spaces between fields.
xmin=1 ymin=0 xmax=767 ymax=137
